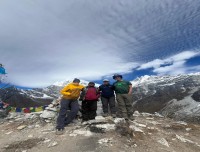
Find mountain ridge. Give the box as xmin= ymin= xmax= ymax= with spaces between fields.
xmin=1 ymin=73 xmax=200 ymax=123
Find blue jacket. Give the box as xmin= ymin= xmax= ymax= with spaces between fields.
xmin=0 ymin=67 xmax=6 ymax=74
xmin=99 ymin=84 xmax=115 ymax=98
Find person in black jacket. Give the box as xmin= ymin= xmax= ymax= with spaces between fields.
xmin=99 ymin=79 xmax=116 ymax=118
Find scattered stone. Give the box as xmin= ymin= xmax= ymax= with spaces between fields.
xmin=146 ymin=117 xmax=154 ymax=120
xmin=133 ymin=122 xmax=147 ymax=128
xmin=185 ymin=133 xmax=189 ymax=136
xmin=95 ymin=116 xmax=106 ymax=121
xmin=149 ymin=121 xmax=162 ymax=125
xmin=14 ymin=118 xmax=24 ymax=121
xmin=165 ymin=125 xmax=171 ymax=128
xmin=70 ymin=129 xmax=93 ymax=137
xmin=124 ymin=144 xmax=129 ymax=148
xmin=35 ymin=124 xmax=40 ymax=128
xmin=41 ymin=129 xmax=54 ymax=133
xmin=175 ymin=121 xmax=187 ymax=126
xmin=17 ymin=125 xmax=27 ymax=130
xmin=186 ymin=128 xmax=192 ymax=131
xmin=171 ymin=123 xmax=187 ymax=130
xmin=176 ymin=135 xmax=200 ymax=147
xmin=7 ymin=112 xmax=18 ymax=119
xmin=44 ymin=138 xmax=51 ymax=143
xmin=98 ymin=138 xmax=113 ymax=144
xmin=133 ymin=111 xmax=140 ymax=116
xmin=157 ymin=138 xmax=170 ymax=147
xmin=82 ymin=118 xmax=107 ymax=125
xmin=45 ymin=107 xmax=57 ymax=112
xmin=48 ymin=141 xmax=58 ymax=148
xmin=141 ymin=113 xmax=153 ymax=117
xmin=40 ymin=110 xmax=56 ymax=119
xmin=176 ymin=134 xmax=192 ymax=143
xmin=154 ymin=112 xmax=164 ymax=118
xmin=28 ymin=134 xmax=33 ymax=138
xmin=114 ymin=118 xmax=126 ymax=124
xmin=69 ymin=133 xmax=78 ymax=137
xmin=4 ymin=145 xmax=9 ymax=148
xmin=95 ymin=124 xmax=116 ymax=131
xmin=28 ymin=125 xmax=35 ymax=129
xmin=147 ymin=127 xmax=156 ymax=130
xmin=5 ymin=131 xmax=13 ymax=135
xmin=24 ymin=113 xmax=37 ymax=119
xmin=45 ymin=120 xmax=51 ymax=123
xmin=129 ymin=125 xmax=144 ymax=133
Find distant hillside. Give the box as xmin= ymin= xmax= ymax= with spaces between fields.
xmin=131 ymin=73 xmax=200 ymax=123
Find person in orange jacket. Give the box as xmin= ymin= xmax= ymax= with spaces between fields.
xmin=56 ymin=78 xmax=84 ymax=135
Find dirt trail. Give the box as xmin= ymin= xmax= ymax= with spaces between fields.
xmin=0 ymin=112 xmax=200 ymax=152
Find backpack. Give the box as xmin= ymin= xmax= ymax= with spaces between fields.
xmin=85 ymin=87 xmax=99 ymax=101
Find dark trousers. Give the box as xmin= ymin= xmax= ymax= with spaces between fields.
xmin=82 ymin=100 xmax=97 ymax=121
xmin=101 ymin=96 xmax=116 ymax=114
xmin=56 ymin=99 xmax=79 ymax=129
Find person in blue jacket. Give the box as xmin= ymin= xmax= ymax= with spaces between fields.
xmin=0 ymin=66 xmax=6 ymax=74
xmin=99 ymin=79 xmax=116 ymax=118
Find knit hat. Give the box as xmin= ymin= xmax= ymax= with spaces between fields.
xmin=88 ymin=82 xmax=95 ymax=85
xmin=73 ymin=78 xmax=80 ymax=83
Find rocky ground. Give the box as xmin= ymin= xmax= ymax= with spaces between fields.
xmin=0 ymin=111 xmax=200 ymax=152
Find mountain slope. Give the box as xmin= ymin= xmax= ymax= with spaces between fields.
xmin=0 ymin=80 xmax=92 ymax=108
xmin=1 ymin=74 xmax=200 ymax=123
xmin=131 ymin=73 xmax=200 ymax=123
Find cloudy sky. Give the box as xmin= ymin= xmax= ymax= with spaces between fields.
xmin=0 ymin=0 xmax=200 ymax=87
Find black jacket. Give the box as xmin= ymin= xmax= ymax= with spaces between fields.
xmin=99 ymin=84 xmax=115 ymax=98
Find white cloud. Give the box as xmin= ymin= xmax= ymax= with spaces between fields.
xmin=0 ymin=0 xmax=200 ymax=87
xmin=138 ymin=59 xmax=167 ymax=70
xmin=153 ymin=61 xmax=186 ymax=75
xmin=170 ymin=51 xmax=200 ymax=62
xmin=138 ymin=50 xmax=200 ymax=75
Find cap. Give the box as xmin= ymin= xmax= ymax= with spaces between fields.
xmin=103 ymin=79 xmax=109 ymax=82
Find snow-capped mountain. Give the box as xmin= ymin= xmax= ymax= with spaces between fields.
xmin=131 ymin=72 xmax=200 ymax=123
xmin=0 ymin=86 xmax=53 ymax=108
xmin=35 ymin=79 xmax=99 ymax=98
xmin=0 ymin=80 xmax=97 ymax=107
xmin=1 ymin=74 xmax=200 ymax=123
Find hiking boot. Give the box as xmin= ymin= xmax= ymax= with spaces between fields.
xmin=56 ymin=128 xmax=64 ymax=135
xmin=111 ymin=114 xmax=116 ymax=118
xmin=129 ymin=115 xmax=135 ymax=121
xmin=102 ymin=113 xmax=109 ymax=117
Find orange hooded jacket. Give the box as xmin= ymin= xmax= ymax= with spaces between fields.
xmin=60 ymin=83 xmax=84 ymax=100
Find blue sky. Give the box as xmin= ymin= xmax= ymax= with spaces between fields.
xmin=0 ymin=0 xmax=200 ymax=88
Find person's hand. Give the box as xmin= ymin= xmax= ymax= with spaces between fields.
xmin=128 ymin=92 xmax=132 ymax=95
